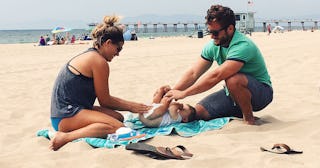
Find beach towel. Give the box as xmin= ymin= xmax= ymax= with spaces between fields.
xmin=37 ymin=116 xmax=230 ymax=149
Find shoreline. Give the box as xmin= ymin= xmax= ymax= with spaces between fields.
xmin=0 ymin=28 xmax=317 ymax=45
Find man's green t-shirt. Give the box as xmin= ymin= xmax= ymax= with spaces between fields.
xmin=201 ymin=30 xmax=272 ymax=86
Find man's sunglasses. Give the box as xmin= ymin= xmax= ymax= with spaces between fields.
xmin=208 ymin=25 xmax=229 ymax=36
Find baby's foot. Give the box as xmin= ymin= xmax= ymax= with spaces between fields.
xmin=161 ymin=85 xmax=171 ymax=92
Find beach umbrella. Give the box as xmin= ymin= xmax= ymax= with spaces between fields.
xmin=51 ymin=27 xmax=72 ymax=34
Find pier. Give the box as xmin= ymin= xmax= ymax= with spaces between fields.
xmin=258 ymin=19 xmax=318 ymax=32
xmin=123 ymin=22 xmax=202 ymax=33
xmin=120 ymin=19 xmax=318 ymax=33
xmin=88 ymin=19 xmax=319 ymax=36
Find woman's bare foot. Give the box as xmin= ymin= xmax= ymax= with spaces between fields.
xmin=49 ymin=131 xmax=70 ymax=151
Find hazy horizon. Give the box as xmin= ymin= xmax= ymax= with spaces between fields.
xmin=1 ymin=0 xmax=319 ymax=30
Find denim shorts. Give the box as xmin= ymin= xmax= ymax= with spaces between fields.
xmin=198 ymin=75 xmax=273 ymax=118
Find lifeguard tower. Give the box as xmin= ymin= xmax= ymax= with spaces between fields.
xmin=235 ymin=12 xmax=255 ymax=34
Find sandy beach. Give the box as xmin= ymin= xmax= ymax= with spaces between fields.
xmin=0 ymin=30 xmax=320 ymax=167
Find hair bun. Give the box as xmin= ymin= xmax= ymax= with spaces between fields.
xmin=103 ymin=16 xmax=119 ymax=27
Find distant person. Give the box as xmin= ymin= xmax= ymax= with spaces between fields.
xmin=130 ymin=30 xmax=138 ymax=41
xmin=45 ymin=34 xmax=50 ymax=44
xmin=70 ymin=35 xmax=76 ymax=43
xmin=39 ymin=36 xmax=46 ymax=46
xmin=60 ymin=37 xmax=65 ymax=44
xmin=139 ymin=85 xmax=196 ymax=127
xmin=65 ymin=32 xmax=70 ymax=44
xmin=164 ymin=4 xmax=273 ymax=125
xmin=51 ymin=33 xmax=57 ymax=45
xmin=50 ymin=15 xmax=150 ymax=151
xmin=55 ymin=35 xmax=61 ymax=45
xmin=82 ymin=34 xmax=91 ymax=40
xmin=267 ymin=24 xmax=271 ymax=35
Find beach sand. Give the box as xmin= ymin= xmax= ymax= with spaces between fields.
xmin=0 ymin=31 xmax=320 ymax=167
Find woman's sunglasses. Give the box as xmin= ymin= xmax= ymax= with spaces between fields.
xmin=113 ymin=43 xmax=122 ymax=53
xmin=116 ymin=45 xmax=122 ymax=53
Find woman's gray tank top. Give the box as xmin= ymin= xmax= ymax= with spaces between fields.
xmin=51 ymin=48 xmax=97 ymax=118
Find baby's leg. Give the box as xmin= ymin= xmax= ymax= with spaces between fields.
xmin=152 ymin=86 xmax=170 ymax=103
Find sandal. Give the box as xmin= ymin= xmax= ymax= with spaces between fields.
xmin=126 ymin=143 xmax=193 ymax=160
xmin=260 ymin=143 xmax=303 ymax=154
xmin=156 ymin=145 xmax=193 ymax=159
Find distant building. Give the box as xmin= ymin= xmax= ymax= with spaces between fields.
xmin=235 ymin=12 xmax=255 ymax=34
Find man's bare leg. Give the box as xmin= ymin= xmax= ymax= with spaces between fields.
xmin=226 ymin=74 xmax=255 ymax=125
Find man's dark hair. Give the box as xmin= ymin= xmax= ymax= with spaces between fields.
xmin=205 ymin=4 xmax=236 ymax=28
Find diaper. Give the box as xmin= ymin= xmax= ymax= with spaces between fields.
xmin=143 ymin=103 xmax=162 ymax=118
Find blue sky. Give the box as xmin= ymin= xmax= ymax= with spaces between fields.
xmin=0 ymin=0 xmax=319 ymax=29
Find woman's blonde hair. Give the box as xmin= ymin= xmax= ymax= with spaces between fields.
xmin=91 ymin=15 xmax=124 ymax=48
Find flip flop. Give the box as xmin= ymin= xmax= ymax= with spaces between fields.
xmin=156 ymin=145 xmax=193 ymax=159
xmin=126 ymin=143 xmax=193 ymax=160
xmin=260 ymin=143 xmax=303 ymax=154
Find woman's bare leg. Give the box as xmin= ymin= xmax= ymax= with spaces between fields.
xmin=49 ymin=109 xmax=124 ymax=151
xmin=93 ymin=106 xmax=124 ymax=122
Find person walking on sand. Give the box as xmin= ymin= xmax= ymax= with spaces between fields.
xmin=50 ymin=15 xmax=150 ymax=151
xmin=164 ymin=4 xmax=273 ymax=125
xmin=267 ymin=24 xmax=272 ymax=35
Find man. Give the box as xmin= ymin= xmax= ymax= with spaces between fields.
xmin=165 ymin=4 xmax=273 ymax=125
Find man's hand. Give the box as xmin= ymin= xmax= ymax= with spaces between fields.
xmin=164 ymin=90 xmax=186 ymax=101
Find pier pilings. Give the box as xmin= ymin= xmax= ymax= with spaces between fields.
xmin=122 ymin=19 xmax=319 ymax=34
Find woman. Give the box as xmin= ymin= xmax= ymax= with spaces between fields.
xmin=50 ymin=15 xmax=150 ymax=151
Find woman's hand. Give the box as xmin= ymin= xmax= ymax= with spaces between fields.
xmin=130 ymin=103 xmax=151 ymax=114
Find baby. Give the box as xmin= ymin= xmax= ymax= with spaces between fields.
xmin=139 ymin=86 xmax=196 ymax=127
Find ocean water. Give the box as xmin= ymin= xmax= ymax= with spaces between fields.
xmin=0 ymin=29 xmax=91 ymax=44
xmin=0 ymin=27 xmax=205 ymax=44
xmin=0 ymin=25 xmax=314 ymax=44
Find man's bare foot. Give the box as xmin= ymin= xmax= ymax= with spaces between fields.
xmin=242 ymin=112 xmax=256 ymax=125
xmin=49 ymin=131 xmax=70 ymax=151
xmin=243 ymin=119 xmax=256 ymax=125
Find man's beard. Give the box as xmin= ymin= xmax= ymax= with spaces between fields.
xmin=215 ymin=34 xmax=231 ymax=47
